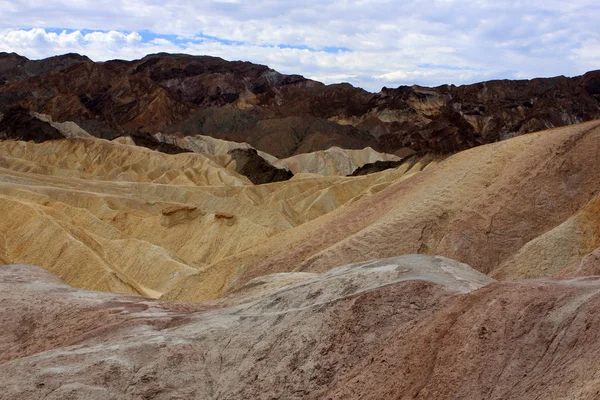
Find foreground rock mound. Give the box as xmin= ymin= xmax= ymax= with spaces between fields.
xmin=4 ymin=259 xmax=600 ymax=399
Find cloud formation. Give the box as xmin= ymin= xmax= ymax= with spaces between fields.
xmin=0 ymin=0 xmax=598 ymax=91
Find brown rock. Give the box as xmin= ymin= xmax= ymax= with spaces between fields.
xmin=1 ymin=52 xmax=598 ymax=156
xmin=215 ymin=212 xmax=234 ymax=219
xmin=161 ymin=205 xmax=203 ymax=228
xmin=349 ymin=159 xmax=404 ymax=176
xmin=0 ymin=105 xmax=64 ymax=142
xmin=162 ymin=205 xmax=198 ymax=216
xmin=227 ymin=148 xmax=293 ymax=184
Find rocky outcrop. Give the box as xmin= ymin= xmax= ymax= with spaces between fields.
xmin=227 ymin=148 xmax=293 ymax=184
xmin=1 ymin=52 xmax=598 ymax=157
xmin=128 ymin=131 xmax=191 ymax=154
xmin=0 ymin=106 xmax=64 ymax=142
xmin=349 ymin=159 xmax=404 ymax=176
xmin=161 ymin=205 xmax=203 ymax=228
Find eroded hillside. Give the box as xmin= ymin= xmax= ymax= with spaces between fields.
xmin=164 ymin=120 xmax=600 ymax=301
xmin=0 ymin=134 xmax=437 ymax=298
xmin=2 ymin=54 xmax=600 ymax=399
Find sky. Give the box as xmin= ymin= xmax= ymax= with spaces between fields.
xmin=0 ymin=0 xmax=598 ymax=92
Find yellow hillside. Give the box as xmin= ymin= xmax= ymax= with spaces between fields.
xmin=0 ymin=136 xmax=437 ymax=298
xmin=1 ymin=121 xmax=599 ymax=302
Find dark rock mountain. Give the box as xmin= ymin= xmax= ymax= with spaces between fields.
xmin=0 ymin=52 xmax=91 ymax=86
xmin=166 ymin=111 xmax=374 ymax=158
xmin=0 ymin=52 xmax=599 ymax=156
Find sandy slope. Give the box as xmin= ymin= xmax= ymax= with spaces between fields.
xmin=0 ymin=121 xmax=599 ymax=302
xmin=167 ymin=120 xmax=600 ymax=301
xmin=0 ymin=136 xmax=432 ymax=297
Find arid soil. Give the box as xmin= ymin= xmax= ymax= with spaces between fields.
xmin=3 ymin=259 xmax=600 ymax=399
xmin=1 ymin=52 xmax=600 ymax=399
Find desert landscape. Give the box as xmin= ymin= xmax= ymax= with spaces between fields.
xmin=1 ymin=52 xmax=600 ymax=399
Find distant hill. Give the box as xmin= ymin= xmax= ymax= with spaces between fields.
xmin=1 ymin=52 xmax=599 ymax=157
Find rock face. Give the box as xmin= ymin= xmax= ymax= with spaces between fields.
xmin=0 ymin=106 xmax=64 ymax=142
xmin=160 ymin=205 xmax=203 ymax=228
xmin=0 ymin=52 xmax=598 ymax=156
xmin=227 ymin=148 xmax=293 ymax=184
xmin=350 ymin=159 xmax=405 ymax=176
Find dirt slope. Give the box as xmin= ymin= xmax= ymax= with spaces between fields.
xmin=0 ymin=136 xmax=431 ymax=297
xmin=166 ymin=120 xmax=600 ymax=301
xmin=3 ymin=260 xmax=600 ymax=399
xmin=1 ymin=121 xmax=598 ymax=302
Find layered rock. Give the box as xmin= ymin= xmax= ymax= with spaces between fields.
xmin=226 ymin=148 xmax=293 ymax=185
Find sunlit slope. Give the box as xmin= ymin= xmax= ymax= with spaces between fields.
xmin=167 ymin=121 xmax=600 ymax=301
xmin=0 ymin=137 xmax=435 ymax=297
xmin=273 ymin=146 xmax=401 ymax=176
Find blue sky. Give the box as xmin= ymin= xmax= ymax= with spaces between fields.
xmin=0 ymin=0 xmax=598 ymax=92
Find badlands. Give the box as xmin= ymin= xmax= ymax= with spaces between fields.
xmin=1 ymin=53 xmax=600 ymax=399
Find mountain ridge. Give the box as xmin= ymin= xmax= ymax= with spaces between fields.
xmin=1 ymin=52 xmax=599 ymax=157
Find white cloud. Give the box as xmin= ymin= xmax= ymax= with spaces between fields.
xmin=0 ymin=0 xmax=598 ymax=91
